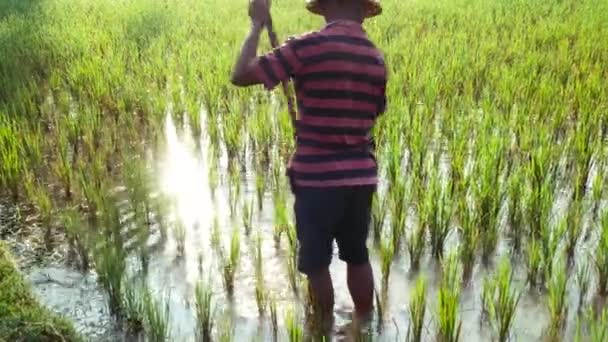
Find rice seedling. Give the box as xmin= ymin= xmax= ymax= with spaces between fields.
xmin=222 ymin=228 xmax=241 ymax=296
xmin=576 ymin=261 xmax=591 ymax=311
xmin=228 ymin=163 xmax=241 ymax=218
xmin=575 ymin=306 xmax=608 ymax=342
xmin=372 ymin=191 xmax=388 ymax=244
xmin=380 ymin=235 xmax=395 ymax=285
xmin=285 ymin=223 xmax=300 ymax=295
xmin=121 ymin=277 xmax=144 ymax=333
xmin=507 ymin=168 xmax=525 ymax=253
xmin=422 ymin=170 xmax=453 ymax=260
xmin=407 ymin=224 xmax=426 ymax=271
xmin=24 ymin=178 xmax=54 ymax=250
xmin=540 ymin=219 xmax=566 ymax=285
xmin=545 ymin=257 xmax=568 ymax=341
xmin=254 ymin=233 xmax=267 ymax=316
xmin=255 ymin=171 xmax=266 ymax=212
xmin=565 ymin=199 xmax=584 ymax=265
xmin=437 ymin=251 xmax=462 ymax=342
xmin=142 ymin=288 xmax=170 ymax=342
xmin=270 ymin=296 xmax=278 ymax=341
xmin=195 ymin=278 xmax=215 ymax=342
xmin=457 ymin=198 xmax=479 ymax=278
xmin=594 ymin=210 xmax=608 ymax=296
xmin=407 ymin=275 xmax=426 ymax=342
xmin=217 ymin=316 xmax=235 ymax=342
xmin=483 ymin=257 xmax=521 ymax=342
xmin=285 ymin=307 xmax=304 ymax=342
xmin=273 ymin=190 xmax=289 ymax=245
xmin=526 ymin=238 xmax=543 ymax=287
xmin=95 ymin=200 xmax=127 ymax=317
xmin=389 ymin=177 xmax=408 ymax=251
xmin=526 ymin=147 xmax=556 ymax=239
xmin=242 ymin=197 xmax=254 ymax=235
xmin=60 ymin=207 xmax=90 ymax=271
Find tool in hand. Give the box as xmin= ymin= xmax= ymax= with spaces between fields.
xmin=264 ymin=15 xmax=298 ymax=125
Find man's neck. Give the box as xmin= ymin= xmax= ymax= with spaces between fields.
xmin=324 ymin=14 xmax=364 ymax=25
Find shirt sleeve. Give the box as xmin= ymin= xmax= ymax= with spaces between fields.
xmin=253 ymin=37 xmax=303 ymax=91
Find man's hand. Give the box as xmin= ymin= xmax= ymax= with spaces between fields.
xmin=249 ymin=0 xmax=270 ymax=27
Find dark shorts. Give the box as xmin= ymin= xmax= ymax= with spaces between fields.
xmin=293 ymin=185 xmax=375 ymax=275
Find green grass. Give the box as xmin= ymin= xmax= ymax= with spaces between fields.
xmin=0 ymin=242 xmax=81 ymax=341
xmin=1 ymin=0 xmax=607 ymax=340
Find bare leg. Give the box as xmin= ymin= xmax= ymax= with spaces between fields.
xmin=307 ymin=267 xmax=335 ymax=321
xmin=347 ymin=262 xmax=374 ymax=318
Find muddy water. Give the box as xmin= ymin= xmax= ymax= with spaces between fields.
xmin=7 ymin=114 xmax=605 ymax=341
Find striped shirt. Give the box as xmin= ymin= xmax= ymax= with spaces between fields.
xmin=254 ymin=20 xmax=387 ymax=188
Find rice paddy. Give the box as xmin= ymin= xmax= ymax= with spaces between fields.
xmin=0 ymin=0 xmax=607 ymax=341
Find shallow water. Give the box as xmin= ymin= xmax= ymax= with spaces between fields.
xmin=4 ymin=114 xmax=606 ymax=341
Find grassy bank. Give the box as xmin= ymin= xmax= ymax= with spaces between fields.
xmin=0 ymin=242 xmax=81 ymax=342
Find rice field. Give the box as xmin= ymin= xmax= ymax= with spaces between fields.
xmin=0 ymin=0 xmax=607 ymax=341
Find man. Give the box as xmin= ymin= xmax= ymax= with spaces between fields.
xmin=231 ymin=0 xmax=387 ymax=326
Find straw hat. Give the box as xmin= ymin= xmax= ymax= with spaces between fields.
xmin=305 ymin=0 xmax=382 ymax=18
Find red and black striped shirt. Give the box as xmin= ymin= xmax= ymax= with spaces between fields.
xmin=254 ymin=20 xmax=387 ymax=188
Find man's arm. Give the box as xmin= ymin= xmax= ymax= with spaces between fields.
xmin=230 ymin=23 xmax=265 ymax=87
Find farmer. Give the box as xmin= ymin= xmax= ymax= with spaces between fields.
xmin=231 ymin=0 xmax=387 ymax=325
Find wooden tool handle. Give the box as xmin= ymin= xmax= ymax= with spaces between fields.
xmin=265 ymin=18 xmax=298 ymax=125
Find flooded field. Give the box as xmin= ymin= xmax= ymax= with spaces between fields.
xmin=1 ymin=0 xmax=607 ymax=341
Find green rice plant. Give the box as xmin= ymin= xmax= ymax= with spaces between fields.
xmin=217 ymin=316 xmax=234 ymax=342
xmin=564 ymin=198 xmax=583 ymax=265
xmin=255 ymin=171 xmax=266 ymax=212
xmin=52 ymin=130 xmax=74 ymax=200
xmin=273 ymin=190 xmax=289 ymax=245
xmin=437 ymin=251 xmax=462 ymax=342
xmin=526 ymin=238 xmax=543 ymax=287
xmin=389 ymin=177 xmax=407 ymax=251
xmin=485 ymin=257 xmax=521 ymax=342
xmin=121 ymin=277 xmax=144 ymax=333
xmin=142 ymin=288 xmax=170 ymax=342
xmin=95 ymin=224 xmax=126 ymax=317
xmin=254 ymin=234 xmax=267 ymax=316
xmin=222 ymin=228 xmax=241 ymax=296
xmin=526 ymin=147 xmax=556 ymax=239
xmin=545 ymin=257 xmax=568 ymax=341
xmin=24 ymin=178 xmax=54 ymax=251
xmin=173 ymin=218 xmax=186 ymax=258
xmin=474 ymin=133 xmax=506 ymax=262
xmin=285 ymin=223 xmax=299 ymax=295
xmin=407 ymin=223 xmax=426 ymax=271
xmin=270 ymin=296 xmax=278 ymax=341
xmin=422 ymin=170 xmax=453 ymax=259
xmin=60 ymin=207 xmax=90 ymax=271
xmin=242 ymin=197 xmax=254 ymax=235
xmin=380 ymin=235 xmax=395 ymax=285
xmin=228 ymin=163 xmax=241 ymax=218
xmin=575 ymin=306 xmax=608 ymax=342
xmin=540 ymin=219 xmax=566 ymax=285
xmin=457 ymin=198 xmax=479 ymax=278
xmin=507 ymin=168 xmax=525 ymax=253
xmin=576 ymin=261 xmax=591 ymax=311
xmin=407 ymin=275 xmax=426 ymax=342
xmin=195 ymin=278 xmax=215 ymax=342
xmin=285 ymin=307 xmax=303 ymax=342
xmin=372 ymin=191 xmax=388 ymax=244
xmin=594 ymin=210 xmax=608 ymax=296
